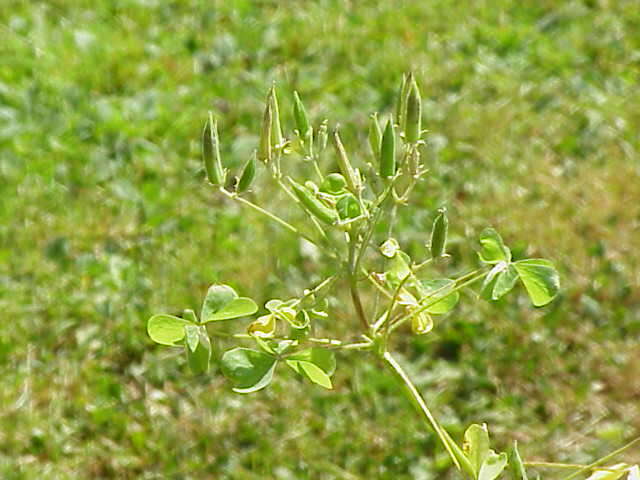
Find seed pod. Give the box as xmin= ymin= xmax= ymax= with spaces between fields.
xmin=237 ymin=152 xmax=257 ymax=193
xmin=202 ymin=112 xmax=225 ymax=185
xmin=380 ymin=119 xmax=396 ymax=178
xmin=396 ymin=72 xmax=413 ymax=131
xmin=430 ymin=207 xmax=448 ymax=257
xmin=258 ymin=101 xmax=273 ymax=163
xmin=268 ymin=85 xmax=284 ymax=148
xmin=404 ymin=78 xmax=422 ymax=144
xmin=333 ymin=129 xmax=360 ymax=193
xmin=288 ymin=177 xmax=338 ymax=225
xmin=293 ymin=91 xmax=310 ymax=137
xmin=395 ymin=74 xmax=407 ymax=126
xmin=368 ymin=112 xmax=382 ymax=158
xmin=317 ymin=119 xmax=329 ymax=152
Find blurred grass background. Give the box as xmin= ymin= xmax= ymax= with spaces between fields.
xmin=1 ymin=0 xmax=639 ymax=478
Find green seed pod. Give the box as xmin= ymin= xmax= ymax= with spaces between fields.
xmin=268 ymin=85 xmax=284 ymax=148
xmin=202 ymin=112 xmax=225 ymax=185
xmin=293 ymin=91 xmax=310 ymax=137
xmin=397 ymin=72 xmax=413 ymax=130
xmin=430 ymin=207 xmax=448 ymax=257
xmin=320 ymin=173 xmax=347 ymax=194
xmin=258 ymin=101 xmax=272 ymax=163
xmin=368 ymin=112 xmax=382 ymax=158
xmin=395 ymin=74 xmax=407 ymax=126
xmin=237 ymin=152 xmax=257 ymax=193
xmin=380 ymin=119 xmax=396 ymax=178
xmin=288 ymin=177 xmax=338 ymax=225
xmin=333 ymin=129 xmax=360 ymax=193
xmin=405 ymin=79 xmax=422 ymax=144
xmin=317 ymin=119 xmax=329 ymax=152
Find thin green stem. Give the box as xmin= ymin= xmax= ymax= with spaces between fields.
xmin=382 ymin=351 xmax=470 ymax=474
xmin=560 ymin=436 xmax=640 ymax=480
xmin=349 ymin=230 xmax=369 ymax=330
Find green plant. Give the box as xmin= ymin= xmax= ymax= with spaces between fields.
xmin=146 ymin=76 xmax=638 ymax=479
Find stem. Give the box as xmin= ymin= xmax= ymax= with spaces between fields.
xmin=382 ymin=351 xmax=473 ymax=475
xmin=348 ymin=230 xmax=369 ymax=330
xmin=560 ymin=436 xmax=640 ymax=480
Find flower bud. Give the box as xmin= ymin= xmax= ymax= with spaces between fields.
xmin=258 ymin=101 xmax=272 ymax=163
xmin=202 ymin=112 xmax=225 ymax=185
xmin=430 ymin=207 xmax=448 ymax=258
xmin=380 ymin=119 xmax=396 ymax=178
xmin=404 ymin=78 xmax=422 ymax=144
xmin=333 ymin=128 xmax=360 ymax=193
xmin=293 ymin=91 xmax=310 ymax=137
xmin=237 ymin=152 xmax=257 ymax=193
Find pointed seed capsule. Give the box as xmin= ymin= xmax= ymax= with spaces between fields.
xmin=237 ymin=152 xmax=257 ymax=193
xmin=288 ymin=177 xmax=338 ymax=225
xmin=398 ymin=72 xmax=413 ymax=132
xmin=268 ymin=85 xmax=284 ymax=148
xmin=380 ymin=119 xmax=396 ymax=178
xmin=258 ymin=101 xmax=272 ymax=163
xmin=369 ymin=112 xmax=382 ymax=158
xmin=293 ymin=91 xmax=310 ymax=137
xmin=202 ymin=112 xmax=225 ymax=185
xmin=395 ymin=73 xmax=408 ymax=126
xmin=430 ymin=207 xmax=448 ymax=258
xmin=333 ymin=129 xmax=360 ymax=193
xmin=405 ymin=78 xmax=422 ymax=144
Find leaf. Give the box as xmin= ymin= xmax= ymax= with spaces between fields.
xmin=287 ymin=348 xmax=336 ymax=375
xmin=480 ymin=263 xmax=505 ymax=301
xmin=478 ymin=228 xmax=511 ymax=264
xmin=186 ymin=326 xmax=211 ymax=375
xmin=420 ymin=279 xmax=460 ymax=314
xmin=386 ymin=251 xmax=411 ymax=287
xmin=147 ymin=315 xmax=192 ymax=346
xmin=491 ymin=264 xmax=519 ymax=300
xmin=201 ymin=284 xmax=258 ymax=322
xmin=463 ymin=423 xmax=490 ymax=476
xmin=184 ymin=324 xmax=200 ymax=352
xmin=509 ymin=441 xmax=529 ymax=480
xmin=585 ymin=464 xmax=628 ymax=480
xmin=478 ymin=451 xmax=508 ymax=480
xmin=514 ymin=259 xmax=560 ymax=307
xmin=247 ymin=314 xmax=277 ymax=338
xmin=220 ymin=348 xmax=277 ymax=393
xmin=380 ymin=238 xmax=400 ymax=258
xmin=299 ymin=361 xmax=333 ymax=389
xmin=411 ymin=312 xmax=434 ymax=335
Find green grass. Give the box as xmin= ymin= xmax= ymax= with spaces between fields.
xmin=1 ymin=0 xmax=639 ymax=478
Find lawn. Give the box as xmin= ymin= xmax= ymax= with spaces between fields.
xmin=1 ymin=0 xmax=639 ymax=478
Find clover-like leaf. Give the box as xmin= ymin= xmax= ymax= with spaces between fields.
xmin=147 ymin=314 xmax=193 ymax=346
xmin=420 ymin=279 xmax=460 ymax=314
xmin=185 ymin=325 xmax=211 ymax=375
xmin=299 ymin=361 xmax=332 ymax=389
xmin=492 ymin=264 xmax=519 ymax=300
xmin=411 ymin=312 xmax=434 ymax=335
xmin=220 ymin=348 xmax=277 ymax=393
xmin=201 ymin=284 xmax=258 ymax=322
xmin=247 ymin=314 xmax=277 ymax=338
xmin=478 ymin=451 xmax=508 ymax=480
xmin=478 ymin=228 xmax=511 ymax=264
xmin=287 ymin=348 xmax=336 ymax=376
xmin=463 ymin=424 xmax=490 ymax=476
xmin=514 ymin=259 xmax=560 ymax=307
xmin=386 ymin=251 xmax=412 ymax=287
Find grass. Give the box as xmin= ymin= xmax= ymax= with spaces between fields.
xmin=1 ymin=0 xmax=639 ymax=478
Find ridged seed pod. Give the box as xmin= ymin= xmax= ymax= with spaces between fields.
xmin=236 ymin=152 xmax=257 ymax=193
xmin=333 ymin=129 xmax=360 ymax=193
xmin=257 ymin=101 xmax=272 ymax=163
xmin=202 ymin=112 xmax=225 ymax=185
xmin=368 ymin=112 xmax=382 ymax=158
xmin=293 ymin=91 xmax=310 ymax=137
xmin=430 ymin=207 xmax=448 ymax=257
xmin=380 ymin=119 xmax=396 ymax=178
xmin=288 ymin=177 xmax=338 ymax=225
xmin=268 ymin=86 xmax=284 ymax=148
xmin=404 ymin=79 xmax=422 ymax=144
